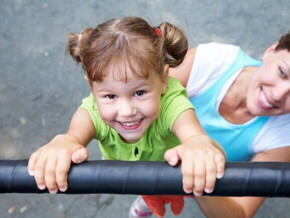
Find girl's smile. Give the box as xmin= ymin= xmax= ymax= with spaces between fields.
xmin=118 ymin=119 xmax=144 ymax=130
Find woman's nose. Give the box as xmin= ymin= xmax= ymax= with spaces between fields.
xmin=273 ymin=83 xmax=290 ymax=102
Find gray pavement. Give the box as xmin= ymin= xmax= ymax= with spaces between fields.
xmin=1 ymin=0 xmax=290 ymax=217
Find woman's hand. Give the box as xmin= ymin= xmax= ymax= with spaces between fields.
xmin=28 ymin=134 xmax=89 ymax=194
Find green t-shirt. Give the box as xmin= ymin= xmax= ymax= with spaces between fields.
xmin=80 ymin=77 xmax=194 ymax=161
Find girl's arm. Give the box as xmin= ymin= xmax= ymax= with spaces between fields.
xmin=28 ymin=108 xmax=95 ymax=194
xmin=66 ymin=108 xmax=96 ymax=147
xmin=180 ymin=146 xmax=290 ymax=218
xmin=168 ymin=109 xmax=226 ymax=196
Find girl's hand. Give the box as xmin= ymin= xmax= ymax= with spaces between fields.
xmin=28 ymin=134 xmax=88 ymax=194
xmin=164 ymin=135 xmax=225 ymax=196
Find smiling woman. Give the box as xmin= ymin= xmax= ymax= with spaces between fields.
xmin=167 ymin=31 xmax=290 ymax=218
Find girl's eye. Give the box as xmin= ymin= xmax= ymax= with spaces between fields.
xmin=105 ymin=94 xmax=117 ymax=99
xmin=134 ymin=90 xmax=145 ymax=97
xmin=279 ymin=68 xmax=288 ymax=79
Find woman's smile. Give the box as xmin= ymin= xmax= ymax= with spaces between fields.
xmin=258 ymin=88 xmax=275 ymax=110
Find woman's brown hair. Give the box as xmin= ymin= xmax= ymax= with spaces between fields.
xmin=275 ymin=31 xmax=290 ymax=52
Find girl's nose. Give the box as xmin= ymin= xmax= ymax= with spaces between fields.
xmin=118 ymin=100 xmax=137 ymax=117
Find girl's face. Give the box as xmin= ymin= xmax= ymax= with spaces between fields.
xmin=90 ymin=69 xmax=167 ymax=143
xmin=247 ymin=44 xmax=290 ymax=116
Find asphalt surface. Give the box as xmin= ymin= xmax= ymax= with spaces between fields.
xmin=1 ymin=0 xmax=290 ymax=217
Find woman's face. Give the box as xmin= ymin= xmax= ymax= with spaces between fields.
xmin=247 ymin=44 xmax=290 ymax=116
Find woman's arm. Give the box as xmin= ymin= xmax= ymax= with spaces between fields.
xmin=169 ymin=47 xmax=197 ymax=87
xmin=194 ymin=146 xmax=290 ymax=218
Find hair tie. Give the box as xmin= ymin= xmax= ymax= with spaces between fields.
xmin=153 ymin=28 xmax=162 ymax=37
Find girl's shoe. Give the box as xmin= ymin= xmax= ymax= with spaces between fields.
xmin=129 ymin=196 xmax=153 ymax=218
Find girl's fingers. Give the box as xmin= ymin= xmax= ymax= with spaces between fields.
xmin=55 ymin=154 xmax=72 ymax=192
xmin=44 ymin=157 xmax=58 ymax=194
xmin=192 ymin=162 xmax=206 ymax=196
xmin=215 ymin=153 xmax=226 ymax=179
xmin=28 ymin=135 xmax=87 ymax=194
xmin=72 ymin=147 xmax=89 ymax=164
xmin=204 ymin=157 xmax=217 ymax=194
xmin=28 ymin=150 xmax=40 ymax=176
xmin=164 ymin=147 xmax=180 ymax=166
xmin=34 ymin=154 xmax=48 ymax=191
xmin=181 ymin=156 xmax=195 ymax=193
xmin=181 ymin=150 xmax=225 ymax=196
xmin=181 ymin=155 xmax=206 ymax=196
xmin=170 ymin=144 xmax=226 ymax=197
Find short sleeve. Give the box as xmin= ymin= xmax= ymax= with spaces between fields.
xmin=186 ymin=43 xmax=240 ymax=97
xmin=79 ymin=93 xmax=109 ymax=140
xmin=159 ymin=77 xmax=195 ymax=132
xmin=252 ymin=114 xmax=290 ymax=152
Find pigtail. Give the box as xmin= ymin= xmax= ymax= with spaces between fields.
xmin=67 ymin=28 xmax=94 ymax=64
xmin=158 ymin=22 xmax=188 ymax=67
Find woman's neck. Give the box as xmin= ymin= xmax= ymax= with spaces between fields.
xmin=219 ymin=66 xmax=257 ymax=124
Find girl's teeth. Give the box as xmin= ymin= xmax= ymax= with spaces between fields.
xmin=121 ymin=120 xmax=140 ymax=126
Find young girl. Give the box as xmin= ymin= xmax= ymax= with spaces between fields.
xmin=27 ymin=16 xmax=225 ymax=217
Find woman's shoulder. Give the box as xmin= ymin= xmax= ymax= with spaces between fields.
xmin=186 ymin=43 xmax=241 ymax=97
xmin=262 ymin=114 xmax=290 ymax=134
xmin=253 ymin=114 xmax=290 ymax=152
xmin=195 ymin=42 xmax=241 ymax=70
xmin=197 ymin=42 xmax=240 ymax=51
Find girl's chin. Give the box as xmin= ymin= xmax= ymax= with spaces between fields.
xmin=118 ymin=130 xmax=145 ymax=143
xmin=121 ymin=136 xmax=142 ymax=143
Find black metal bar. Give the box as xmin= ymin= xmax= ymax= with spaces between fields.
xmin=0 ymin=160 xmax=290 ymax=197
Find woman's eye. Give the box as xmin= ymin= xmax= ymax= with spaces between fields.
xmin=134 ymin=90 xmax=145 ymax=96
xmin=105 ymin=94 xmax=116 ymax=99
xmin=279 ymin=68 xmax=288 ymax=78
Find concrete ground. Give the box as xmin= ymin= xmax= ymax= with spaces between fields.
xmin=1 ymin=0 xmax=290 ymax=217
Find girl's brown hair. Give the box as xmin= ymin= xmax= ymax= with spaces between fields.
xmin=67 ymin=16 xmax=188 ymax=82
